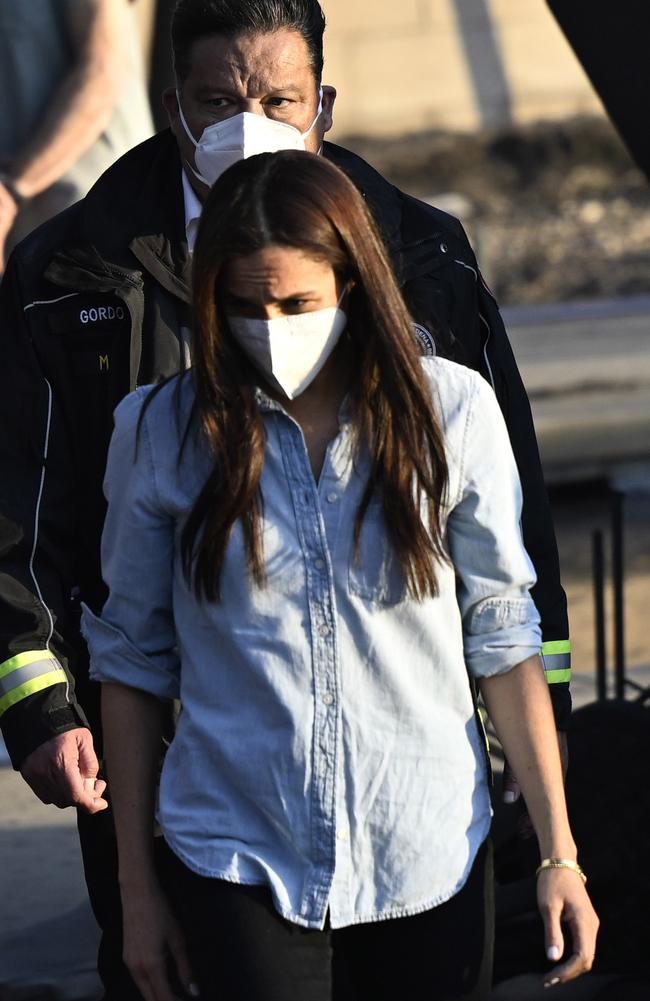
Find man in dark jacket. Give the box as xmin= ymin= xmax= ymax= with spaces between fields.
xmin=0 ymin=0 xmax=570 ymax=995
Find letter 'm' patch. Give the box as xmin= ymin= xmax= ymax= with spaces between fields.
xmin=47 ymin=296 xmax=129 ymax=378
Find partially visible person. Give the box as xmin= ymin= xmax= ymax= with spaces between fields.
xmin=0 ymin=0 xmax=153 ymax=273
xmin=85 ymin=150 xmax=598 ymax=1001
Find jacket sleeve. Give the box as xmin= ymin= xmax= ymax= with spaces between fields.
xmin=0 ymin=252 xmax=88 ymax=769
xmin=473 ymin=270 xmax=571 ymax=729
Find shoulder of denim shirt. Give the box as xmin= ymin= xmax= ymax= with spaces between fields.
xmin=418 ymin=356 xmax=483 ymax=433
xmin=112 ymin=372 xmax=196 ymax=445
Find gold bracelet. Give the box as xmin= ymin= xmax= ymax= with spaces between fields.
xmin=536 ymin=858 xmax=587 ymax=884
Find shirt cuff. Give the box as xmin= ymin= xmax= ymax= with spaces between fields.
xmin=81 ymin=605 xmax=180 ymax=701
xmin=463 ymin=595 xmax=542 ymax=678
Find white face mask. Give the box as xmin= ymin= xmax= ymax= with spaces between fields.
xmin=177 ymin=89 xmax=323 ymax=188
xmin=227 ymin=292 xmax=347 ymax=400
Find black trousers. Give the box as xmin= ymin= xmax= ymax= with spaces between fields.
xmin=159 ymin=837 xmax=494 ymax=1001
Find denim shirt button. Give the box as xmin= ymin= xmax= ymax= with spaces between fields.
xmin=314 ymin=558 xmax=325 ymax=570
xmin=318 ymin=624 xmax=331 ymax=637
xmin=326 ymin=492 xmax=338 ymax=503
xmin=322 ymin=692 xmax=334 ymax=706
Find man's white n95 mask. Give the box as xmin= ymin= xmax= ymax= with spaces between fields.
xmin=227 ymin=297 xmax=348 ymax=400
xmin=177 ymin=90 xmax=323 ymax=188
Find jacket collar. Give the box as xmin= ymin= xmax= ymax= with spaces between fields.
xmin=54 ymin=133 xmax=409 ymax=303
xmin=324 ymin=142 xmax=403 ymax=258
xmin=74 ymin=130 xmax=192 ymax=301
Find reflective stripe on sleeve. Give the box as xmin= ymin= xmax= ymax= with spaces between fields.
xmin=540 ymin=640 xmax=571 ymax=684
xmin=0 ymin=651 xmax=68 ymax=717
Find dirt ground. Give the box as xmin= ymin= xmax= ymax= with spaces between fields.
xmin=344 ymin=115 xmax=650 ymax=308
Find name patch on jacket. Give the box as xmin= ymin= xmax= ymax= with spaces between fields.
xmin=79 ymin=305 xmax=126 ymax=325
xmin=48 ymin=296 xmax=130 ymax=377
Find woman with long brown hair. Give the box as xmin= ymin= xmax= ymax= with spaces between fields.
xmin=83 ymin=151 xmax=597 ymax=1001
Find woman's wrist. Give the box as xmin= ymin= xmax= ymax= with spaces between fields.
xmin=538 ymin=839 xmax=577 ymax=860
xmin=533 ymin=821 xmax=577 ymax=862
xmin=537 ymin=857 xmax=587 ymax=884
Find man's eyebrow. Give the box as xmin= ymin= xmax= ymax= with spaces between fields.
xmin=193 ymin=84 xmax=304 ymax=98
xmin=264 ymin=85 xmax=303 ymax=95
xmin=194 ymin=84 xmax=238 ymax=98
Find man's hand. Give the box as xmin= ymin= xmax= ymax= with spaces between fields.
xmin=0 ymin=179 xmax=19 ymax=274
xmin=20 ymin=727 xmax=108 ymax=813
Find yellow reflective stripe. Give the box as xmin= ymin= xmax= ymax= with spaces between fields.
xmin=544 ymin=668 xmax=572 ymax=684
xmin=0 ymin=669 xmax=68 ymax=717
xmin=541 ymin=640 xmax=571 ymax=656
xmin=0 ymin=656 xmax=67 ymax=718
xmin=0 ymin=658 xmax=62 ymax=696
xmin=0 ymin=649 xmax=55 ymax=679
xmin=540 ymin=640 xmax=571 ymax=684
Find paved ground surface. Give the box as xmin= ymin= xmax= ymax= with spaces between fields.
xmin=504 ymin=295 xmax=650 ymax=484
xmin=0 ymin=750 xmax=102 ymax=1001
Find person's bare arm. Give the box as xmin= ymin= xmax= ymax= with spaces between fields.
xmin=102 ymin=682 xmax=195 ymax=1001
xmin=480 ymin=655 xmax=599 ymax=987
xmin=5 ymin=0 xmax=132 ymax=202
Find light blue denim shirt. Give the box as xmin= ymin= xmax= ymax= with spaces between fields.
xmin=83 ymin=357 xmax=541 ymax=930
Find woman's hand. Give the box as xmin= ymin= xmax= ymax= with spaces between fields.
xmin=121 ymin=882 xmax=197 ymax=1001
xmin=537 ymin=867 xmax=599 ymax=988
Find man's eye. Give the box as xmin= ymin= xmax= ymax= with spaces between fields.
xmin=207 ymin=97 xmax=231 ymax=108
xmin=266 ymin=97 xmax=291 ymax=108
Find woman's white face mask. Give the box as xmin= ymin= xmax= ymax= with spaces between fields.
xmin=177 ymin=90 xmax=323 ymax=188
xmin=228 ymin=288 xmax=348 ymax=400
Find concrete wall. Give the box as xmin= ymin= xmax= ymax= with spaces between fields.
xmin=324 ymin=0 xmax=604 ymax=138
xmin=134 ymin=0 xmax=605 ymax=138
xmin=133 ymin=0 xmax=155 ymax=63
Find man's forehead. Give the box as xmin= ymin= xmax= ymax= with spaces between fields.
xmin=186 ymin=29 xmax=315 ymax=91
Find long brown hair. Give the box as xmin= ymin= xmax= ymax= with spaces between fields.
xmin=187 ymin=150 xmax=449 ymax=601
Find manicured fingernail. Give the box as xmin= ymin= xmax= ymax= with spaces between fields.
xmin=503 ymin=790 xmax=516 ymax=804
xmin=547 ymin=945 xmax=561 ymax=961
xmin=544 ymin=977 xmax=560 ymax=988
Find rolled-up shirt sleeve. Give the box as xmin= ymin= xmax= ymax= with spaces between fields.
xmin=81 ymin=388 xmax=180 ymax=700
xmin=447 ymin=372 xmax=541 ymax=678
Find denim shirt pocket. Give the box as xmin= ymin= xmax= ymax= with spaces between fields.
xmin=347 ymin=501 xmax=407 ymax=606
